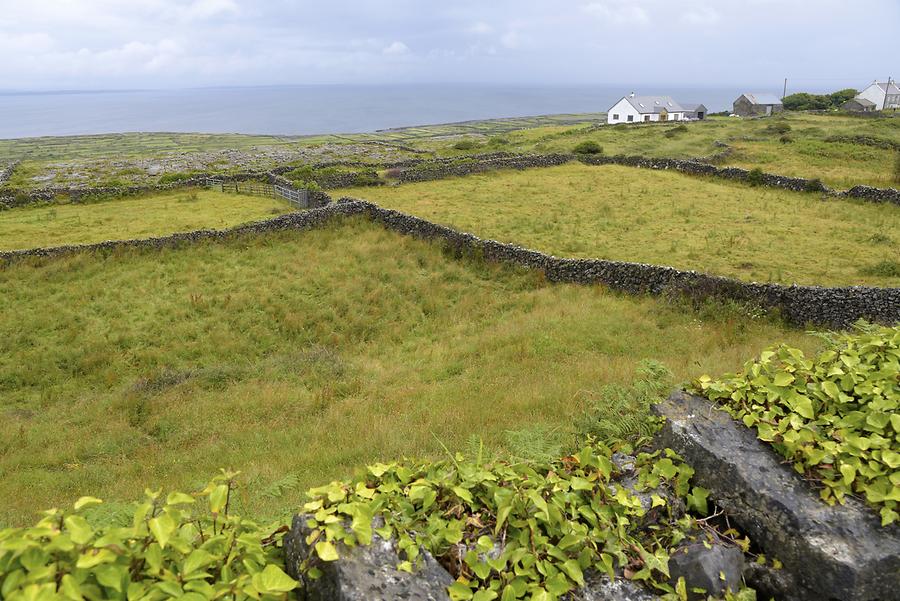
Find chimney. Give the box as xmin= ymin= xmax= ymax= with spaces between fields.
xmin=630 ymin=92 xmax=635 ymax=98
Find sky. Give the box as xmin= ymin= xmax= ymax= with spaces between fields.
xmin=0 ymin=0 xmax=897 ymax=91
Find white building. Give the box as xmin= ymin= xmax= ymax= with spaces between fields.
xmin=856 ymin=80 xmax=900 ymax=110
xmin=607 ymin=94 xmax=687 ymax=124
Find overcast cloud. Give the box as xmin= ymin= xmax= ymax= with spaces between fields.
xmin=1 ymin=0 xmax=897 ymax=90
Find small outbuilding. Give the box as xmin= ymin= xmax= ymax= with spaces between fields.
xmin=681 ymin=103 xmax=707 ymax=120
xmin=732 ymin=93 xmax=783 ymax=117
xmin=841 ymin=97 xmax=877 ymax=113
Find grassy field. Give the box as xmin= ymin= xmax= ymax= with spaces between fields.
xmin=0 ymin=188 xmax=292 ymax=251
xmin=0 ymin=217 xmax=816 ymax=525
xmin=417 ymin=114 xmax=900 ymax=189
xmin=336 ymin=163 xmax=900 ymax=287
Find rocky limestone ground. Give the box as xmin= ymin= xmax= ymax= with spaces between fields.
xmin=8 ymin=142 xmax=417 ymax=190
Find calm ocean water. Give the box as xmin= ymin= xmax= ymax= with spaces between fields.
xmin=0 ymin=84 xmax=777 ymax=139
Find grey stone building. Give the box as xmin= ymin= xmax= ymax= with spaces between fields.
xmin=841 ymin=97 xmax=877 ymax=113
xmin=681 ymin=103 xmax=708 ymax=120
xmin=732 ymin=93 xmax=784 ymax=117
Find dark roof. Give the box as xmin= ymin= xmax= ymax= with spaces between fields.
xmin=845 ymin=97 xmax=876 ymax=107
xmin=680 ymin=103 xmax=707 ymax=112
xmin=873 ymin=81 xmax=900 ymax=95
xmin=624 ymin=95 xmax=685 ymax=114
xmin=739 ymin=93 xmax=783 ymax=106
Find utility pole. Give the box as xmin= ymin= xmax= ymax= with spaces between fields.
xmin=782 ymin=78 xmax=787 ymax=100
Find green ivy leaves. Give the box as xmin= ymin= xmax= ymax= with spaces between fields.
xmin=0 ymin=470 xmax=296 ymax=601
xmin=694 ymin=322 xmax=900 ymax=526
xmin=298 ymin=444 xmax=710 ymax=600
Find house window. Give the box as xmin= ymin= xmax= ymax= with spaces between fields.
xmin=627 ymin=115 xmax=634 ymax=122
xmin=673 ymin=114 xmax=680 ymax=121
xmin=612 ymin=113 xmax=619 ymax=120
xmin=644 ymin=115 xmax=650 ymax=122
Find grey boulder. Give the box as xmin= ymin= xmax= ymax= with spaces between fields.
xmin=653 ymin=390 xmax=900 ymax=601
xmin=282 ymin=514 xmax=453 ymax=601
xmin=667 ymin=543 xmax=744 ymax=600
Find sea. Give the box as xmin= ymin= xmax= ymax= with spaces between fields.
xmin=0 ymin=84 xmax=789 ymax=140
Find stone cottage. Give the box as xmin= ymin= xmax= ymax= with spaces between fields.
xmin=732 ymin=93 xmax=783 ymax=117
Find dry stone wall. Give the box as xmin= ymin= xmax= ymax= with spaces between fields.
xmin=397 ymin=153 xmax=571 ymax=183
xmin=0 ymin=170 xmax=267 ymax=210
xmin=3 ymin=198 xmax=897 ymax=328
xmin=0 ymin=161 xmax=17 ymax=186
xmin=388 ymin=152 xmax=900 ymax=205
xmin=347 ymin=199 xmax=899 ymax=328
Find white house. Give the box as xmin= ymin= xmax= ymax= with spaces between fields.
xmin=855 ymin=80 xmax=900 ymax=110
xmin=607 ymin=94 xmax=688 ymax=124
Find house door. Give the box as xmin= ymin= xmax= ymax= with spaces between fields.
xmin=766 ymin=105 xmax=772 ymax=116
xmin=659 ymin=109 xmax=668 ymax=122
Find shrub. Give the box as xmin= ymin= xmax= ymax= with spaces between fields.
xmin=663 ymin=125 xmax=688 ymax=138
xmin=452 ymin=138 xmax=481 ymax=151
xmin=746 ymin=167 xmax=765 ymax=187
xmin=158 ymin=172 xmax=192 ymax=185
xmin=803 ymin=178 xmax=825 ymax=193
xmin=894 ymin=152 xmax=900 ymax=185
xmin=766 ymin=121 xmax=792 ymax=135
xmin=298 ymin=442 xmax=720 ymax=599
xmin=574 ymin=359 xmax=673 ymax=445
xmin=572 ymin=140 xmax=603 ymax=155
xmin=859 ymin=259 xmax=900 ymax=278
xmin=783 ymin=92 xmax=831 ymax=111
xmin=779 ymin=134 xmax=794 ymax=144
xmin=0 ymin=471 xmax=298 ymax=600
xmin=693 ymin=323 xmax=900 ymax=526
xmin=488 ymin=136 xmax=510 ymax=146
xmin=829 ymin=88 xmax=858 ymax=106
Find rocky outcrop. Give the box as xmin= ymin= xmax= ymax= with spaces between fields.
xmin=653 ymin=391 xmax=900 ymax=601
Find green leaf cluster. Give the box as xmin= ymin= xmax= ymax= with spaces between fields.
xmin=693 ymin=323 xmax=900 ymax=526
xmin=298 ymin=443 xmax=715 ymax=600
xmin=0 ymin=471 xmax=296 ymax=601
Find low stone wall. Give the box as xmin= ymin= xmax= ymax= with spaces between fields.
xmin=839 ymin=185 xmax=900 ymax=205
xmin=0 ymin=202 xmax=363 ymax=264
xmin=2 ymin=197 xmax=897 ymax=327
xmin=0 ymin=161 xmax=17 ymax=186
xmin=349 ymin=199 xmax=899 ymax=328
xmin=397 ymin=153 xmax=571 ymax=183
xmin=0 ymin=170 xmax=268 ymax=210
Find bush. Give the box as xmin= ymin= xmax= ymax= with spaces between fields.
xmin=783 ymin=92 xmax=832 ymax=111
xmin=894 ymin=153 xmax=900 ymax=185
xmin=804 ymin=178 xmax=825 ymax=193
xmin=451 ymin=138 xmax=481 ymax=151
xmin=488 ymin=136 xmax=510 ymax=147
xmin=693 ymin=323 xmax=900 ymax=526
xmin=0 ymin=471 xmax=298 ymax=600
xmin=746 ymin=167 xmax=765 ymax=187
xmin=572 ymin=141 xmax=603 ymax=155
xmin=766 ymin=121 xmax=792 ymax=134
xmin=829 ymin=88 xmax=858 ymax=106
xmin=663 ymin=124 xmax=688 ymax=138
xmin=779 ymin=134 xmax=794 ymax=144
xmin=859 ymin=259 xmax=900 ymax=278
xmin=158 ymin=172 xmax=192 ymax=185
